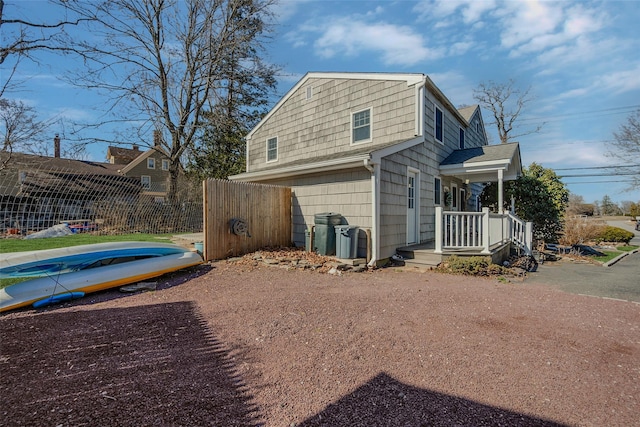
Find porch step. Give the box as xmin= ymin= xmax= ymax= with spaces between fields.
xmin=396 ymin=244 xmax=443 ymax=268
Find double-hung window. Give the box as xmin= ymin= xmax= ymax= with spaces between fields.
xmin=435 ymin=107 xmax=443 ymax=143
xmin=141 ymin=175 xmax=151 ymax=189
xmin=161 ymin=159 xmax=169 ymax=171
xmin=147 ymin=158 xmax=155 ymax=169
xmin=267 ymin=137 xmax=278 ymax=162
xmin=352 ymin=108 xmax=371 ymax=143
xmin=434 ymin=177 xmax=441 ymax=205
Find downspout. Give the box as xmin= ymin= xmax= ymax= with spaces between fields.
xmin=364 ymin=158 xmax=379 ymax=267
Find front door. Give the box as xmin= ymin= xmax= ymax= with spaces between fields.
xmin=407 ymin=170 xmax=418 ymax=244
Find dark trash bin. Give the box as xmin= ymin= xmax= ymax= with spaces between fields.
xmin=335 ymin=225 xmax=359 ymax=259
xmin=313 ymin=212 xmax=342 ymax=255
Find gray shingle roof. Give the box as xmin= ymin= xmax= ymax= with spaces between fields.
xmin=440 ymin=142 xmax=520 ymax=166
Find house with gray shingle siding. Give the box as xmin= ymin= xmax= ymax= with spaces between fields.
xmin=231 ymin=72 xmax=528 ymax=266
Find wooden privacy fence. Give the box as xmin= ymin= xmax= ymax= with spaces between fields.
xmin=202 ymin=179 xmax=292 ymax=261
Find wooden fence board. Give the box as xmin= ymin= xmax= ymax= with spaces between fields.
xmin=202 ymin=179 xmax=292 ymax=261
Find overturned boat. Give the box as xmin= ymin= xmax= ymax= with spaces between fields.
xmin=0 ymin=242 xmax=203 ymax=312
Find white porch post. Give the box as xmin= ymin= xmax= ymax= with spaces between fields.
xmin=497 ymin=169 xmax=504 ymax=214
xmin=481 ymin=207 xmax=491 ymax=254
xmin=435 ymin=206 xmax=443 ymax=254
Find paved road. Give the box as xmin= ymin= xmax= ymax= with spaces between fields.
xmin=525 ymin=219 xmax=640 ymax=303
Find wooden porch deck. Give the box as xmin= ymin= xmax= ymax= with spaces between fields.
xmin=396 ymin=241 xmax=512 ymax=268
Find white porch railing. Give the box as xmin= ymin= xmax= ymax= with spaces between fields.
xmin=435 ymin=207 xmax=532 ymax=255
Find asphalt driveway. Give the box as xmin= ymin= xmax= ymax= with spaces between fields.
xmin=525 ymin=219 xmax=640 ymax=303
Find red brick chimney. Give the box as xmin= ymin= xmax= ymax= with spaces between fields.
xmin=54 ymin=134 xmax=61 ymax=158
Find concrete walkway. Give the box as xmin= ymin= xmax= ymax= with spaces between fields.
xmin=525 ymin=219 xmax=640 ymax=303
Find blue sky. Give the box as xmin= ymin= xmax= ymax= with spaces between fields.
xmin=5 ymin=0 xmax=640 ymax=205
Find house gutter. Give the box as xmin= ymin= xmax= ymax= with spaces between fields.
xmin=363 ymin=158 xmax=380 ymax=267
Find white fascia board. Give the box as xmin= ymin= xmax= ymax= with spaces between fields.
xmin=229 ymin=154 xmax=371 ymax=182
xmin=309 ymin=72 xmax=425 ymax=86
xmin=424 ymin=76 xmax=469 ymax=126
xmin=370 ymin=136 xmax=425 ymax=163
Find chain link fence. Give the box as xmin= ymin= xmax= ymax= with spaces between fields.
xmin=1 ymin=161 xmax=202 ymax=238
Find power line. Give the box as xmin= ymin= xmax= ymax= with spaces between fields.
xmin=517 ymin=104 xmax=640 ymax=124
xmin=554 ymin=164 xmax=640 ymax=171
xmin=564 ymin=180 xmax=633 ymax=185
xmin=560 ymin=172 xmax=638 ymax=178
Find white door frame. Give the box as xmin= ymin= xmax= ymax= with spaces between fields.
xmin=407 ymin=168 xmax=420 ymax=245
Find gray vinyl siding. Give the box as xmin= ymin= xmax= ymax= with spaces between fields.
xmin=247 ymin=78 xmax=417 ymax=172
xmin=464 ymin=110 xmax=487 ymax=148
xmin=254 ymin=168 xmax=371 ymax=250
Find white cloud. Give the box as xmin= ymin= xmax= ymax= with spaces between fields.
xmin=313 ymin=18 xmax=443 ymax=66
xmin=598 ymin=64 xmax=640 ymax=94
xmin=414 ymin=0 xmax=495 ymax=24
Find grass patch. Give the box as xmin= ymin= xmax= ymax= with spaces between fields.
xmin=0 ymin=233 xmax=174 ymax=254
xmin=616 ymin=245 xmax=639 ymax=252
xmin=592 ymin=251 xmax=623 ymax=264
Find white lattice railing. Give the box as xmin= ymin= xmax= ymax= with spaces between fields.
xmin=435 ymin=207 xmax=532 ymax=255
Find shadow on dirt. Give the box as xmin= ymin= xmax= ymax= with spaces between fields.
xmin=299 ymin=372 xmax=568 ymax=427
xmin=0 ymin=301 xmax=261 ymax=426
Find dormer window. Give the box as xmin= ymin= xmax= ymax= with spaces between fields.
xmin=352 ymin=108 xmax=371 ymax=144
xmin=147 ymin=158 xmax=155 ymax=169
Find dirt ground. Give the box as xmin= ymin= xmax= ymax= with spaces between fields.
xmin=1 ymin=258 xmax=638 ymax=427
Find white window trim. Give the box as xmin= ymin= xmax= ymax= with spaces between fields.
xmin=434 ymin=176 xmax=442 ymax=205
xmin=459 ymin=127 xmax=465 ymax=149
xmin=306 ymin=86 xmax=313 ymax=100
xmin=147 ymin=158 xmax=155 ymax=169
xmin=266 ymin=136 xmax=278 ymax=163
xmin=351 ymin=107 xmax=373 ymax=145
xmin=161 ymin=159 xmax=169 ymax=171
xmin=141 ymin=175 xmax=151 ymax=189
xmin=435 ymin=106 xmax=444 ymax=145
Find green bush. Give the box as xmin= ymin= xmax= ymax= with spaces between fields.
xmin=438 ymin=255 xmax=511 ymax=276
xmin=597 ymin=226 xmax=634 ymax=244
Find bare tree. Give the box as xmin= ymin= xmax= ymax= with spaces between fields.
xmin=473 ymin=79 xmax=542 ymax=144
xmin=0 ymin=0 xmax=89 ymax=96
xmin=608 ymin=109 xmax=640 ymax=191
xmin=55 ymin=0 xmax=276 ymax=202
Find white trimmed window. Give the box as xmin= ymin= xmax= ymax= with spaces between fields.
xmin=435 ymin=107 xmax=443 ymax=143
xmin=352 ymin=108 xmax=371 ymax=144
xmin=459 ymin=127 xmax=465 ymax=149
xmin=161 ymin=159 xmax=169 ymax=171
xmin=141 ymin=175 xmax=151 ymax=189
xmin=434 ymin=177 xmax=441 ymax=205
xmin=306 ymin=86 xmax=313 ymax=100
xmin=267 ymin=137 xmax=278 ymax=162
xmin=147 ymin=158 xmax=155 ymax=169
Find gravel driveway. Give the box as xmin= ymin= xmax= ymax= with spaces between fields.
xmin=1 ymin=262 xmax=638 ymax=426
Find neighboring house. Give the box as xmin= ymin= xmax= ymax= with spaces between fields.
xmin=0 ymin=151 xmax=141 ymax=232
xmin=231 ymin=72 xmax=528 ymax=266
xmin=107 ymin=139 xmax=173 ymax=201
